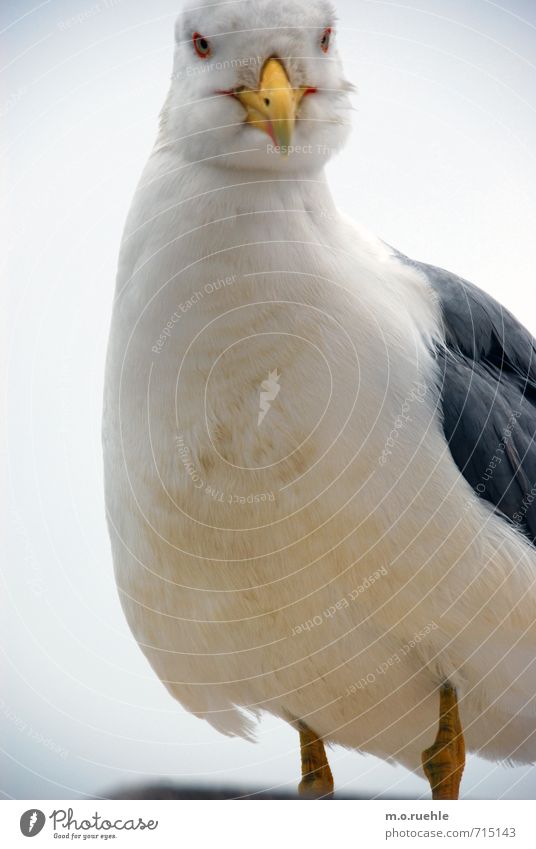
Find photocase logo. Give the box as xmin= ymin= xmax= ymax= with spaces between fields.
xmin=20 ymin=809 xmax=45 ymax=837
xmin=257 ymin=369 xmax=281 ymax=426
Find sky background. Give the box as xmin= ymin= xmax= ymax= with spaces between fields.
xmin=3 ymin=0 xmax=536 ymax=800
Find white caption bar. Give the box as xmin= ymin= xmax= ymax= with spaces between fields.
xmin=1 ymin=799 xmax=534 ymax=848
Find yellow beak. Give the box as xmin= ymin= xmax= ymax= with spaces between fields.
xmin=234 ymin=57 xmax=309 ymax=152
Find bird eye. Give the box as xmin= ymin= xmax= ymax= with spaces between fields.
xmin=320 ymin=27 xmax=332 ymax=54
xmin=193 ymin=32 xmax=211 ymax=59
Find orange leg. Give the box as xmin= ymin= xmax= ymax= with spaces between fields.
xmin=422 ymin=683 xmax=465 ymax=800
xmin=298 ymin=721 xmax=334 ymax=798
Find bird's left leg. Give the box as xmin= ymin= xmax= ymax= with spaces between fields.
xmin=422 ymin=682 xmax=465 ymax=800
xmin=297 ymin=721 xmax=334 ymax=798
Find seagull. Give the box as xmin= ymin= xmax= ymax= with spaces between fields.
xmin=103 ymin=0 xmax=536 ymax=800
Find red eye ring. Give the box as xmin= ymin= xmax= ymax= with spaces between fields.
xmin=193 ymin=32 xmax=211 ymax=59
xmin=320 ymin=27 xmax=332 ymax=54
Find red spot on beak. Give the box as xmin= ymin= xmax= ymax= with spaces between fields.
xmin=265 ymin=120 xmax=276 ymax=145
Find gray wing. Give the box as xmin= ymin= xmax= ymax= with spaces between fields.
xmin=401 ymin=254 xmax=536 ymax=543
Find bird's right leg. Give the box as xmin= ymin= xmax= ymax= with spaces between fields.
xmin=422 ymin=682 xmax=465 ymax=800
xmin=297 ymin=721 xmax=334 ymax=798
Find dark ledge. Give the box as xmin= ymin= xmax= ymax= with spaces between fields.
xmin=102 ymin=782 xmax=413 ymax=800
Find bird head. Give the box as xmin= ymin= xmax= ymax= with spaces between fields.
xmin=164 ymin=0 xmax=354 ymax=172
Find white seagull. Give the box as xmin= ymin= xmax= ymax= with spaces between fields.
xmin=103 ymin=0 xmax=536 ymax=799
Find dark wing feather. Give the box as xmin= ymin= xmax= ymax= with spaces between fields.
xmin=401 ymin=254 xmax=536 ymax=543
